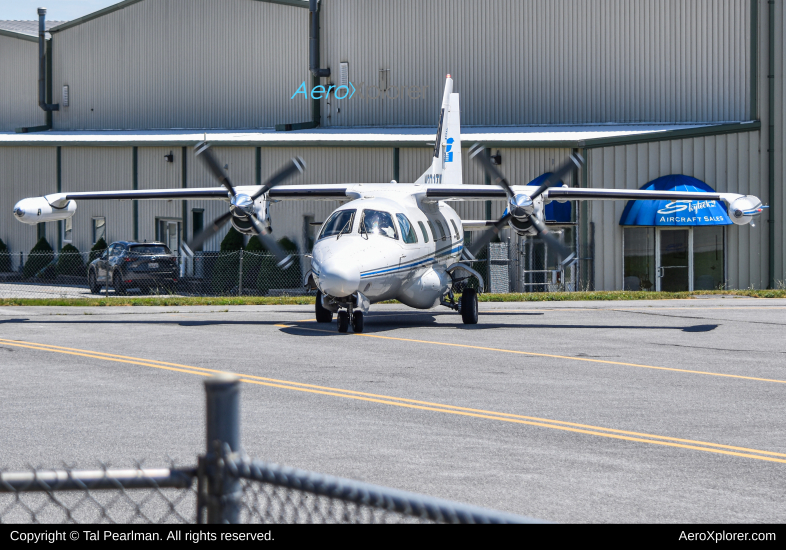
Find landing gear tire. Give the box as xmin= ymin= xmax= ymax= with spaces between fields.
xmin=88 ymin=270 xmax=100 ymax=294
xmin=351 ymin=311 xmax=364 ymax=333
xmin=113 ymin=271 xmax=126 ymax=295
xmin=460 ymin=289 xmax=478 ymax=325
xmin=315 ymin=291 xmax=333 ymax=323
xmin=337 ymin=311 xmax=349 ymax=333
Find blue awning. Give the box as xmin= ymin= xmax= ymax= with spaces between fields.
xmin=619 ymin=175 xmax=731 ymax=226
xmin=528 ymin=173 xmax=572 ymax=223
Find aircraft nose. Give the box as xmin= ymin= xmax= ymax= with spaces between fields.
xmin=317 ymin=258 xmax=360 ymax=298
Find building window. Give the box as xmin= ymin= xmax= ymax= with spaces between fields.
xmin=693 ymin=226 xmax=725 ymax=290
xmin=92 ymin=217 xmax=106 ymax=244
xmin=192 ymin=209 xmax=204 ymax=250
xmin=623 ymin=227 xmax=655 ymax=291
xmin=62 ymin=217 xmax=72 ymax=243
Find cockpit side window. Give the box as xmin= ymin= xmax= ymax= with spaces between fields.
xmin=319 ymin=209 xmax=356 ymax=240
xmin=450 ymin=219 xmax=460 ymax=239
xmin=396 ymin=214 xmax=418 ymax=244
xmin=435 ymin=220 xmax=447 ymax=241
xmin=359 ymin=209 xmax=398 ymax=239
xmin=417 ymin=221 xmax=429 ymax=243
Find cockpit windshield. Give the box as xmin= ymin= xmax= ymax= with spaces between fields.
xmin=319 ymin=209 xmax=356 ymax=240
xmin=360 ymin=210 xmax=398 ymax=239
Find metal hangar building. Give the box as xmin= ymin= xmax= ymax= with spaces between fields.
xmin=0 ymin=0 xmax=784 ymax=292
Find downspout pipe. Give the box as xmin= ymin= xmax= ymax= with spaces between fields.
xmin=767 ymin=0 xmax=775 ymax=289
xmin=309 ymin=0 xmax=330 ymax=78
xmin=37 ymin=8 xmax=59 ymax=113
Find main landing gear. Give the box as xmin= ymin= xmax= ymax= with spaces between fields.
xmin=441 ymin=287 xmax=479 ymax=325
xmin=315 ymin=290 xmax=365 ymax=333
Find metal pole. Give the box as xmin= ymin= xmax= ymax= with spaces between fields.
xmin=238 ymin=249 xmax=244 ymax=296
xmin=203 ymin=374 xmax=241 ymax=524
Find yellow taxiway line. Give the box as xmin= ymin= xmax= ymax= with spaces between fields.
xmin=1 ymin=337 xmax=785 ymax=465
xmin=274 ymin=323 xmax=786 ymax=385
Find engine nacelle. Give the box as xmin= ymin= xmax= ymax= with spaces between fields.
xmin=13 ymin=197 xmax=76 ymax=225
xmin=229 ymin=194 xmax=271 ymax=235
xmin=727 ymin=195 xmax=764 ymax=226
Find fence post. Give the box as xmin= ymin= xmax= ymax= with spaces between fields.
xmin=201 ymin=374 xmax=242 ymax=524
xmin=238 ymin=249 xmax=244 ymax=296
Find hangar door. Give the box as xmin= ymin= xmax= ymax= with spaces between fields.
xmin=620 ymin=175 xmax=729 ymax=292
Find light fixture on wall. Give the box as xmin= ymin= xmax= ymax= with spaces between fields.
xmin=490 ymin=150 xmax=502 ymax=166
xmin=164 ymin=151 xmax=174 ymax=163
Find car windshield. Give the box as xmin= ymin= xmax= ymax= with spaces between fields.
xmin=319 ymin=209 xmax=356 ymax=240
xmin=360 ymin=210 xmax=398 ymax=239
xmin=129 ymin=245 xmax=171 ymax=255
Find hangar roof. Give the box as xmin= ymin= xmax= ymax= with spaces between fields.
xmin=0 ymin=20 xmax=67 ymax=41
xmin=0 ymin=121 xmax=761 ymax=149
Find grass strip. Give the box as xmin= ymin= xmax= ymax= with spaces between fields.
xmin=0 ymin=289 xmax=784 ymax=307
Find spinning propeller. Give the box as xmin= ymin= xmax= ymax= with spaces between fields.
xmin=184 ymin=142 xmax=305 ymax=269
xmin=467 ymin=144 xmax=584 ymax=262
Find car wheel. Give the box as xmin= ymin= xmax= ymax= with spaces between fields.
xmin=315 ymin=291 xmax=333 ymax=323
xmin=88 ymin=270 xmax=100 ymax=294
xmin=113 ymin=270 xmax=126 ymax=295
xmin=460 ymin=289 xmax=478 ymax=325
xmin=337 ymin=311 xmax=349 ymax=333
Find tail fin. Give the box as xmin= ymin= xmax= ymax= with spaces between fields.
xmin=415 ymin=75 xmax=462 ymax=185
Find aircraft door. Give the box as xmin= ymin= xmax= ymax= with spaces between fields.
xmin=656 ymin=229 xmax=690 ymax=292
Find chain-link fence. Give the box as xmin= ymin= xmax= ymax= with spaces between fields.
xmin=0 ymin=250 xmax=318 ymax=299
xmin=0 ymin=377 xmax=539 ymax=525
xmin=0 ymin=250 xmax=505 ymax=299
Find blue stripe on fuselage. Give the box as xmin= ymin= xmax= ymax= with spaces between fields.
xmin=360 ymin=242 xmax=463 ymax=278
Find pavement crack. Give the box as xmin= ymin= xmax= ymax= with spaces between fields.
xmin=650 ymin=342 xmax=768 ymax=353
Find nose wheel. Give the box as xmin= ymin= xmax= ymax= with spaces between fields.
xmin=336 ymin=309 xmax=364 ymax=333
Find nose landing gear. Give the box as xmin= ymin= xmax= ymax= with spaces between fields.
xmin=337 ymin=308 xmax=364 ymax=333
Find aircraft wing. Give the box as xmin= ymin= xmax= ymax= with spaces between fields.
xmin=268 ymin=186 xmax=350 ymax=200
xmin=44 ymin=188 xmax=229 ymax=205
xmin=425 ymin=185 xmax=735 ymax=203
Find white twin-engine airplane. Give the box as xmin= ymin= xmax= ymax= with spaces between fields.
xmin=14 ymin=75 xmax=765 ymax=333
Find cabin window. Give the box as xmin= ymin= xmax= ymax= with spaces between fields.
xmin=396 ymin=214 xmax=418 ymax=244
xmin=435 ymin=220 xmax=447 ymax=240
xmin=426 ymin=221 xmax=437 ymax=241
xmin=450 ymin=219 xmax=460 ymax=239
xmin=360 ymin=210 xmax=398 ymax=239
xmin=417 ymin=221 xmax=429 ymax=243
xmin=319 ymin=209 xmax=355 ymax=240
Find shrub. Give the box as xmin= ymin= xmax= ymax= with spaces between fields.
xmin=210 ymin=227 xmax=244 ymax=294
xmin=57 ymin=243 xmax=85 ymax=277
xmin=256 ymin=237 xmax=302 ymax=294
xmin=0 ymin=239 xmax=11 ymax=273
xmin=89 ymin=237 xmax=108 ymax=264
xmin=23 ymin=237 xmax=55 ymax=279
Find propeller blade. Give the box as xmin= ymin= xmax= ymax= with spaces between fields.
xmin=235 ymin=207 xmax=294 ymax=270
xmin=250 ymin=157 xmax=307 ymax=200
xmin=530 ymin=214 xmax=571 ymax=259
xmin=468 ymin=213 xmax=512 ymax=258
xmin=469 ymin=143 xmax=514 ymax=199
xmin=186 ymin=211 xmax=232 ymax=252
xmin=195 ymin=141 xmax=236 ymax=197
xmin=529 ymin=152 xmax=584 ymax=200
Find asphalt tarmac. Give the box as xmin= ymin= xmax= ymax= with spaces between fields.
xmin=1 ymin=297 xmax=785 ymax=523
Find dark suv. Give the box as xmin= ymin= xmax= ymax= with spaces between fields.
xmin=88 ymin=241 xmax=179 ymax=295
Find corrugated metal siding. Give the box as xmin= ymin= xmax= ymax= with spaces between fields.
xmin=321 ymin=0 xmax=750 ymax=126
xmin=52 ymin=0 xmax=309 ymax=130
xmin=0 ymin=147 xmax=56 ymax=254
xmin=137 ymin=147 xmax=183 ymax=243
xmin=0 ymin=35 xmax=44 ymax=132
xmin=588 ymin=132 xmax=766 ymax=291
xmin=61 ymin=147 xmax=134 ymax=253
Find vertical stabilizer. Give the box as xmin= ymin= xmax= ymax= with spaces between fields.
xmin=415 ymin=75 xmax=462 ymax=185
